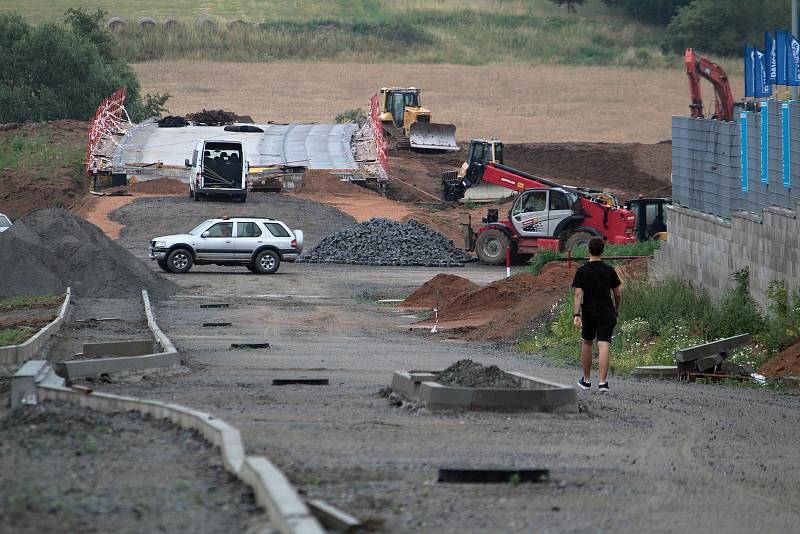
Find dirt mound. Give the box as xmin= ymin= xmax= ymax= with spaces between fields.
xmin=0 ymin=208 xmax=179 ymax=298
xmin=131 ymin=178 xmax=186 ymax=195
xmin=185 ymin=109 xmax=254 ymax=125
xmin=401 ymin=274 xmax=478 ymax=309
xmin=0 ymin=120 xmax=89 ymax=219
xmin=758 ymin=341 xmax=800 ymax=377
xmin=436 ymin=359 xmax=520 ymax=389
xmin=299 ymin=170 xmax=362 ymax=195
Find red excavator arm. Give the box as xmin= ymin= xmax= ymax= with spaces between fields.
xmin=685 ymin=47 xmax=734 ymax=122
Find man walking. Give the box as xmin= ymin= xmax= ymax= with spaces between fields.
xmin=571 ymin=237 xmax=622 ymax=392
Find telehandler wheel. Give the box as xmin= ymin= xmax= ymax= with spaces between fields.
xmin=564 ymin=232 xmax=594 ymax=255
xmin=475 ymin=228 xmax=509 ymax=265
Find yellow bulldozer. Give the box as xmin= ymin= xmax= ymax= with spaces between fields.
xmin=378 ymin=87 xmax=458 ymax=151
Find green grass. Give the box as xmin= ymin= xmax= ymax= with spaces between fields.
xmin=0 ymin=328 xmax=35 ymax=346
xmin=528 ymin=240 xmax=661 ymax=274
xmin=0 ymin=294 xmax=63 ymax=311
xmin=1 ymin=0 xmax=680 ymax=67
xmin=520 ymin=272 xmax=795 ymax=376
xmin=0 ymin=126 xmax=84 ymax=173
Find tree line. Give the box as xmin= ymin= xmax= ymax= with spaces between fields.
xmin=552 ymin=0 xmax=789 ymax=57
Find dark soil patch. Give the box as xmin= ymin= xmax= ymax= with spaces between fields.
xmin=436 ymin=359 xmax=520 ymax=389
xmin=130 ymin=177 xmax=186 ymax=195
xmin=0 ymin=400 xmax=262 ymax=533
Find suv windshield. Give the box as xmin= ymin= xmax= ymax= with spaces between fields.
xmin=188 ymin=220 xmax=212 ymax=235
xmin=0 ymin=215 xmax=10 ymax=228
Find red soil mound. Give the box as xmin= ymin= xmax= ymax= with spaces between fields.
xmin=131 ymin=178 xmax=186 ymax=195
xmin=401 ymin=274 xmax=478 ymax=309
xmin=759 ymin=341 xmax=800 ymax=377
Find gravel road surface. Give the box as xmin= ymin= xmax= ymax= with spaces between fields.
xmin=78 ymin=195 xmax=800 ymax=533
xmin=0 ymin=401 xmax=263 ymax=534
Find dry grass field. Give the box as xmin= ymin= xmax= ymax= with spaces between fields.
xmin=134 ymin=61 xmax=742 ymax=144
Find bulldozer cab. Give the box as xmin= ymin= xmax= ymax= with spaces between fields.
xmin=382 ymin=88 xmax=420 ymax=127
xmin=467 ymin=139 xmax=504 ymax=166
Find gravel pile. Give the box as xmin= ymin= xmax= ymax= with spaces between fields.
xmin=297 ymin=218 xmax=473 ymax=266
xmin=436 ymin=359 xmax=521 ymax=389
xmin=0 ymin=208 xmax=179 ymax=298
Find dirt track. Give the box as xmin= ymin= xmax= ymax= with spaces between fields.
xmin=29 ymin=193 xmax=796 ymax=533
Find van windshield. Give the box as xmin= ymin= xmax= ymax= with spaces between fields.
xmin=188 ymin=220 xmax=211 ymax=235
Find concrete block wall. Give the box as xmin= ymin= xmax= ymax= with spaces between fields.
xmin=653 ymin=203 xmax=800 ymax=309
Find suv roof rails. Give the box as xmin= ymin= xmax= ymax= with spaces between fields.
xmin=217 ymin=216 xmax=275 ymax=220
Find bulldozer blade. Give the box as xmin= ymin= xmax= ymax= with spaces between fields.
xmin=409 ymin=123 xmax=458 ymax=151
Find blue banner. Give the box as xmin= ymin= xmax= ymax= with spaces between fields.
xmin=761 ymin=101 xmax=769 ymax=184
xmin=744 ymin=46 xmax=755 ymax=97
xmin=741 ymin=112 xmax=749 ymax=192
xmin=777 ymin=31 xmax=788 ymax=85
xmin=789 ymin=33 xmax=800 ymax=86
xmin=766 ymin=32 xmax=777 ymax=83
xmin=755 ymin=49 xmax=772 ymax=97
xmin=783 ymin=101 xmax=791 ymax=189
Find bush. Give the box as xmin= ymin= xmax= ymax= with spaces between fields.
xmin=0 ymin=11 xmax=143 ymax=123
xmin=602 ymin=0 xmax=691 ymax=25
xmin=335 ymin=108 xmax=367 ymax=124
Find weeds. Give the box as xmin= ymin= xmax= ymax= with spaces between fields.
xmin=0 ymin=126 xmax=84 ymax=172
xmin=335 ymin=108 xmax=367 ymax=124
xmin=0 ymin=294 xmax=62 ymax=311
xmin=521 ymin=270 xmax=797 ymax=376
xmin=528 ymin=241 xmax=660 ymax=274
xmin=0 ymin=328 xmax=35 ymax=346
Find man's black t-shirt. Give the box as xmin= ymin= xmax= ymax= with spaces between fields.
xmin=572 ymin=260 xmax=621 ymax=317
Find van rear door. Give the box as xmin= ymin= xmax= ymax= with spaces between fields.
xmin=201 ymin=141 xmax=244 ymax=191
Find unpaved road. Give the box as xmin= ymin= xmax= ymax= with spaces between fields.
xmin=32 ymin=194 xmax=800 ymax=532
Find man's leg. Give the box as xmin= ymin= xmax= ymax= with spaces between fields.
xmin=581 ymin=339 xmax=593 ymax=381
xmin=597 ymin=341 xmax=610 ymax=383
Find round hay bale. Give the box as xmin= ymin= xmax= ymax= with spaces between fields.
xmin=105 ymin=17 xmax=127 ymax=32
xmin=227 ymin=20 xmax=250 ymax=29
xmin=194 ymin=17 xmax=217 ymax=31
xmin=163 ymin=17 xmax=181 ymax=29
xmin=137 ymin=17 xmax=157 ymax=30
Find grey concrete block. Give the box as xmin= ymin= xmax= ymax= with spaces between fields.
xmin=59 ymin=352 xmax=181 ymax=379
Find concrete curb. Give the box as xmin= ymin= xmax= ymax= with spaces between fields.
xmin=57 ymin=290 xmax=180 ymax=380
xmin=0 ymin=288 xmax=71 ymax=366
xmin=36 ymin=384 xmax=324 ymax=533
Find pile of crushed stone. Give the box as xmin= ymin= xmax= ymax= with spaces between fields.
xmin=0 ymin=208 xmax=179 ymax=298
xmin=436 ymin=359 xmax=521 ymax=389
xmin=297 ymin=218 xmax=473 ymax=266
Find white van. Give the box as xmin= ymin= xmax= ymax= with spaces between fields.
xmin=186 ymin=140 xmax=248 ymax=203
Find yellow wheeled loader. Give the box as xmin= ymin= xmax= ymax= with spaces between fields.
xmin=378 ymin=87 xmax=458 ymax=151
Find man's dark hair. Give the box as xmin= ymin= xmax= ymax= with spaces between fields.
xmin=588 ymin=237 xmax=605 ymax=256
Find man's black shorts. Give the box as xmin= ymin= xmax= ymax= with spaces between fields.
xmin=581 ymin=313 xmax=616 ymax=343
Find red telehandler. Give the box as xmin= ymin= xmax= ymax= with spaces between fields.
xmin=442 ymin=139 xmax=642 ymax=265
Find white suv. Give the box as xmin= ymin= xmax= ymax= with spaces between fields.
xmin=149 ymin=217 xmax=303 ymax=274
xmin=0 ymin=213 xmax=11 ymax=233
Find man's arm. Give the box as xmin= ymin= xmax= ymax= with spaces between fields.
xmin=612 ymin=286 xmax=621 ymax=317
xmin=573 ymin=287 xmax=583 ymax=328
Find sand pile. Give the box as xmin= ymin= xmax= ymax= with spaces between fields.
xmin=758 ymin=341 xmax=800 ymax=377
xmin=0 ymin=208 xmax=179 ymax=298
xmin=401 ymin=274 xmax=478 ymax=309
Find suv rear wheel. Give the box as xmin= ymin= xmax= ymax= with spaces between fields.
xmin=253 ymin=250 xmax=280 ymax=274
xmin=167 ymin=248 xmax=193 ymax=273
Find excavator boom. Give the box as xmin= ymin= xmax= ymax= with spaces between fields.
xmin=684 ymin=48 xmax=734 ymax=122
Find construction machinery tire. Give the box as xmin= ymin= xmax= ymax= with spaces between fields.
xmin=564 ymin=232 xmax=594 ymax=254
xmin=166 ymin=248 xmax=193 ymax=274
xmin=475 ymin=228 xmax=509 ymax=266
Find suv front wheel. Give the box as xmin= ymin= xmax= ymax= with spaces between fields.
xmin=167 ymin=248 xmax=194 ymax=273
xmin=253 ymin=250 xmax=280 ymax=274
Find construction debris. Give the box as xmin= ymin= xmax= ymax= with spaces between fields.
xmin=297 ymin=218 xmax=473 ymax=267
xmin=184 ymin=109 xmax=254 ymax=126
xmin=157 ymin=116 xmax=189 ymax=128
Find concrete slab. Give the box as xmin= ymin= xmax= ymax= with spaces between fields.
xmin=391 ymin=370 xmax=578 ymax=413
xmin=307 ymin=499 xmax=361 ymax=532
xmin=56 ymin=352 xmax=181 ymax=380
xmin=675 ymin=334 xmax=751 ymax=362
xmin=631 ymin=366 xmax=680 ymax=380
xmin=82 ymin=339 xmax=155 ymax=357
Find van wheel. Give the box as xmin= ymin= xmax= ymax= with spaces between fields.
xmin=253 ymin=250 xmax=280 ymax=274
xmin=167 ymin=248 xmax=193 ymax=273
xmin=238 ymin=194 xmax=247 ymax=203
